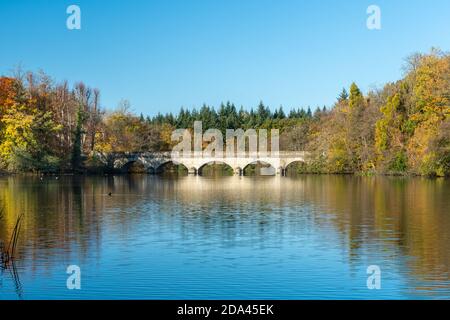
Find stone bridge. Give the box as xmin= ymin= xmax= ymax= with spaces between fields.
xmin=96 ymin=151 xmax=309 ymax=176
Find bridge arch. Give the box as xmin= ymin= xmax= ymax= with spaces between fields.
xmin=114 ymin=158 xmax=132 ymax=170
xmin=284 ymin=159 xmax=306 ymax=167
xmin=285 ymin=160 xmax=307 ymax=175
xmin=197 ymin=161 xmax=234 ymax=176
xmin=119 ymin=159 xmax=150 ymax=173
xmin=242 ymin=160 xmax=277 ymax=176
xmin=155 ymin=160 xmax=189 ymax=175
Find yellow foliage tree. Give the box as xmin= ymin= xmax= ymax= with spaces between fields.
xmin=407 ymin=51 xmax=450 ymax=175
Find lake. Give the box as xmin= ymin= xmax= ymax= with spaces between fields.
xmin=0 ymin=175 xmax=449 ymax=299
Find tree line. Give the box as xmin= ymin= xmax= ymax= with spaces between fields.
xmin=0 ymin=49 xmax=448 ymax=176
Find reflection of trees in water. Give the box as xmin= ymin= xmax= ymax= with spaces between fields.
xmin=0 ymin=210 xmax=24 ymax=299
xmin=0 ymin=260 xmax=23 ymax=299
xmin=0 ymin=175 xmax=449 ymax=291
xmin=279 ymin=176 xmax=450 ymax=290
xmin=0 ymin=176 xmax=107 ymax=270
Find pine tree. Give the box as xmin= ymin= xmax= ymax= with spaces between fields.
xmin=338 ymin=88 xmax=349 ymax=102
xmin=276 ymin=106 xmax=286 ymax=119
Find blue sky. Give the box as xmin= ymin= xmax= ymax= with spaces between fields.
xmin=0 ymin=0 xmax=449 ymax=116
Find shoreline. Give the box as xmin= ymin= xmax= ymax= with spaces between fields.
xmin=0 ymin=171 xmax=447 ymax=179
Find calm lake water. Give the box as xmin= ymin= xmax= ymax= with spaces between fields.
xmin=0 ymin=175 xmax=449 ymax=300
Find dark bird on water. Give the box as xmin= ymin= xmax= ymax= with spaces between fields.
xmin=108 ymin=192 xmax=112 ymax=197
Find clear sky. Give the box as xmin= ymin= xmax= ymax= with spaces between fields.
xmin=0 ymin=0 xmax=449 ymax=116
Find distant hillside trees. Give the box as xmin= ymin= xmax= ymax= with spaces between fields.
xmin=0 ymin=49 xmax=448 ymax=176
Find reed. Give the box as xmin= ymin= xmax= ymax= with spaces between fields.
xmin=7 ymin=214 xmax=23 ymax=258
xmin=0 ymin=203 xmax=5 ymax=266
xmin=0 ymin=210 xmax=24 ymax=268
